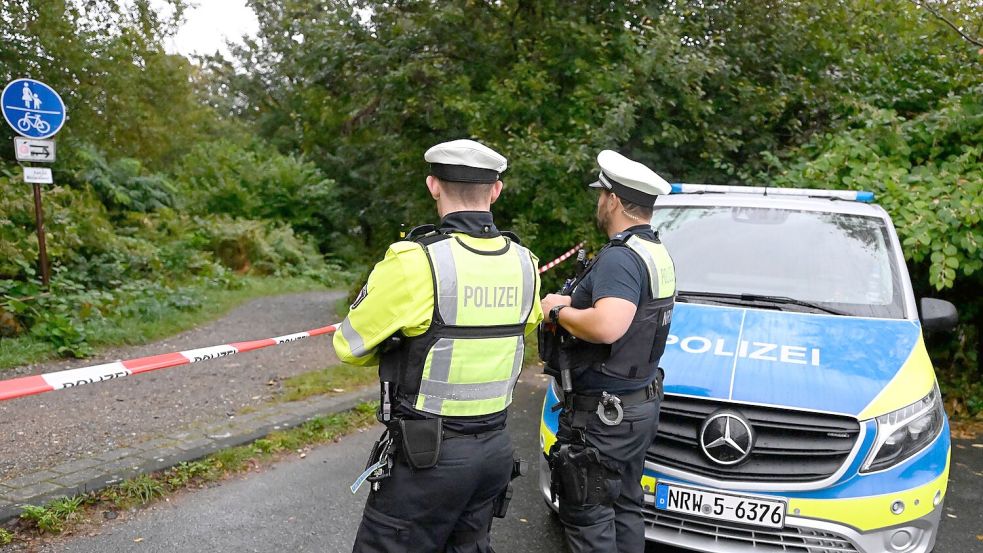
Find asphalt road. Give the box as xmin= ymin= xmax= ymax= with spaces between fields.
xmin=36 ymin=366 xmax=982 ymax=553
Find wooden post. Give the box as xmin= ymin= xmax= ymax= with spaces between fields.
xmin=31 ymin=181 xmax=50 ymax=287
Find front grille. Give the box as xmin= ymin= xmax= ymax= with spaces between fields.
xmin=650 ymin=395 xmax=861 ymax=482
xmin=645 ymin=507 xmax=860 ymax=553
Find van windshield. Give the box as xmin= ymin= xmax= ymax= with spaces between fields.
xmin=651 ymin=206 xmax=906 ymax=319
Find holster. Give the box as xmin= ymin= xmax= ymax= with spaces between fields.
xmin=548 ymin=442 xmax=621 ymax=507
xmin=398 ymin=417 xmax=442 ymax=470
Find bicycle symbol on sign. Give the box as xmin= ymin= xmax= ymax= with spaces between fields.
xmin=16 ymin=112 xmax=51 ymax=134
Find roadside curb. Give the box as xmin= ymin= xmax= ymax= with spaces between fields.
xmin=0 ymin=387 xmax=375 ymax=523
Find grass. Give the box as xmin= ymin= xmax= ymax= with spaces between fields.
xmin=18 ymin=497 xmax=84 ymax=534
xmin=278 ymin=364 xmax=377 ymax=402
xmin=113 ymin=475 xmax=166 ymax=507
xmin=0 ymin=276 xmax=326 ymax=372
xmin=8 ymin=403 xmax=376 ymax=540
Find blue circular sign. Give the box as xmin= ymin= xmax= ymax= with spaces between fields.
xmin=1 ymin=78 xmax=67 ymax=139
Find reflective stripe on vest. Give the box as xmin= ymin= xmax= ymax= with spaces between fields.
xmin=414 ymin=238 xmax=536 ymax=416
xmin=625 ymin=235 xmax=676 ymax=299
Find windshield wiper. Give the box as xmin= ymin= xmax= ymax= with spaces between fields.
xmin=676 ymin=291 xmax=848 ymax=316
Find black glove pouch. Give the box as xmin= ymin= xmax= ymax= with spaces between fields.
xmin=398 ymin=417 xmax=442 ymax=470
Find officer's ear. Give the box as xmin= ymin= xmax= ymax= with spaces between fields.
xmin=426 ymin=175 xmax=441 ymax=201
xmin=609 ymin=192 xmax=624 ymax=211
xmin=489 ymin=180 xmax=504 ymax=205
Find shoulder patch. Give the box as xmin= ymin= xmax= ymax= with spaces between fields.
xmin=350 ymin=285 xmax=368 ymax=310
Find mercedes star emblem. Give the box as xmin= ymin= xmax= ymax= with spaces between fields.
xmin=699 ymin=410 xmax=754 ymax=466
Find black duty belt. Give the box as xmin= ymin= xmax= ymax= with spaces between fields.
xmin=442 ymin=426 xmax=503 ymax=439
xmin=565 ymin=383 xmax=657 ymax=412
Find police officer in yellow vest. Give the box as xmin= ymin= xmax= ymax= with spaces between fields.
xmin=540 ymin=150 xmax=675 ymax=553
xmin=335 ymin=139 xmax=543 ymax=553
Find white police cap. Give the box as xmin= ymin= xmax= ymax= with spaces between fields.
xmin=425 ymin=139 xmax=507 ymax=184
xmin=588 ymin=150 xmax=671 ymax=206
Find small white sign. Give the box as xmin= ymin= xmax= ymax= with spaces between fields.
xmin=23 ymin=167 xmax=53 ymax=184
xmin=14 ymin=137 xmax=55 ymax=162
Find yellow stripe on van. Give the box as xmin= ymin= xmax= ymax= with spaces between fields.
xmin=858 ymin=334 xmax=936 ymax=420
xmin=541 ymin=419 xmax=557 ymax=455
xmin=787 ymin=453 xmax=949 ymax=532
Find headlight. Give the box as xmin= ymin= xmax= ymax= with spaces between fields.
xmin=861 ymin=386 xmax=945 ymax=473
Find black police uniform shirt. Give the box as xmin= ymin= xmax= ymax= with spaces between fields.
xmin=569 ymin=224 xmax=658 ymax=395
xmin=395 ymin=210 xmax=509 ymax=434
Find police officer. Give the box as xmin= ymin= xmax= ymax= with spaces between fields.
xmin=334 ymin=139 xmax=543 ymax=553
xmin=540 ymin=150 xmax=675 ymax=553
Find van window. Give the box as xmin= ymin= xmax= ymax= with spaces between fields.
xmin=651 ymin=206 xmax=905 ymax=319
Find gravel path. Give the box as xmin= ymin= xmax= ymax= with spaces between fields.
xmin=0 ymin=291 xmax=346 ymax=482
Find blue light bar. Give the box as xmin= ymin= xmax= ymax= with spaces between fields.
xmin=669 ymin=184 xmax=874 ymax=203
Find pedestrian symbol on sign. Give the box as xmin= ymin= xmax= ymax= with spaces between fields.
xmin=21 ymin=83 xmax=33 ymax=107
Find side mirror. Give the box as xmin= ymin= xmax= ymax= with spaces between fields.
xmin=919 ymin=298 xmax=958 ymax=333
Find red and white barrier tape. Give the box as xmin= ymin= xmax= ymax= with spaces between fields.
xmin=539 ymin=242 xmax=584 ymax=274
xmin=0 ymin=325 xmax=339 ymax=402
xmin=0 ymin=241 xmax=587 ymax=402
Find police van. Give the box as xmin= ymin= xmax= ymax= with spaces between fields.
xmin=539 ymin=185 xmax=957 ymax=553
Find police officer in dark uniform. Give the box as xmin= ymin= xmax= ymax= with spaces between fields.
xmin=540 ymin=150 xmax=675 ymax=553
xmin=335 ymin=139 xmax=543 ymax=553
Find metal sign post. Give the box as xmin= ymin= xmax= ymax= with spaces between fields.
xmin=3 ymin=78 xmax=66 ymax=288
xmin=31 ymin=181 xmax=50 ymax=286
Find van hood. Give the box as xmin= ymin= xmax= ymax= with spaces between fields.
xmin=662 ymin=303 xmax=922 ymax=417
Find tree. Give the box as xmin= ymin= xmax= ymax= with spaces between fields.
xmin=0 ymin=0 xmax=211 ymax=167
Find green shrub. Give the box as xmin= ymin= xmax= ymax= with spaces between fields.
xmin=195 ymin=215 xmax=324 ymax=276
xmin=73 ymin=146 xmax=178 ymax=214
xmin=29 ymin=312 xmax=93 ymax=358
xmin=171 ymin=140 xmax=337 ymax=243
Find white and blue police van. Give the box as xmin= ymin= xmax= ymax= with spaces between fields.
xmin=540 ymin=185 xmax=957 ymax=553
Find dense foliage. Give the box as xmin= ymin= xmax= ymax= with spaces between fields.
xmin=0 ymin=1 xmax=345 ymax=356
xmin=213 ymin=0 xmax=981 ymax=414
xmin=0 ymin=1 xmax=980 ymax=414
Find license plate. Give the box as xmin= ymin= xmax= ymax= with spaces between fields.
xmin=654 ymin=483 xmax=786 ymax=529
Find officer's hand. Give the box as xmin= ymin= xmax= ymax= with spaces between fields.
xmin=541 ymin=294 xmax=572 ymax=315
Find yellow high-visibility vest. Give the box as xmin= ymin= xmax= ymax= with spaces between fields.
xmin=333 ymin=228 xmax=542 ymax=418
xmin=396 ymin=234 xmax=538 ymax=416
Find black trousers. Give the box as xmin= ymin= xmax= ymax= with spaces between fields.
xmin=352 ymin=428 xmax=514 ymax=553
xmin=556 ymin=397 xmax=660 ymax=553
